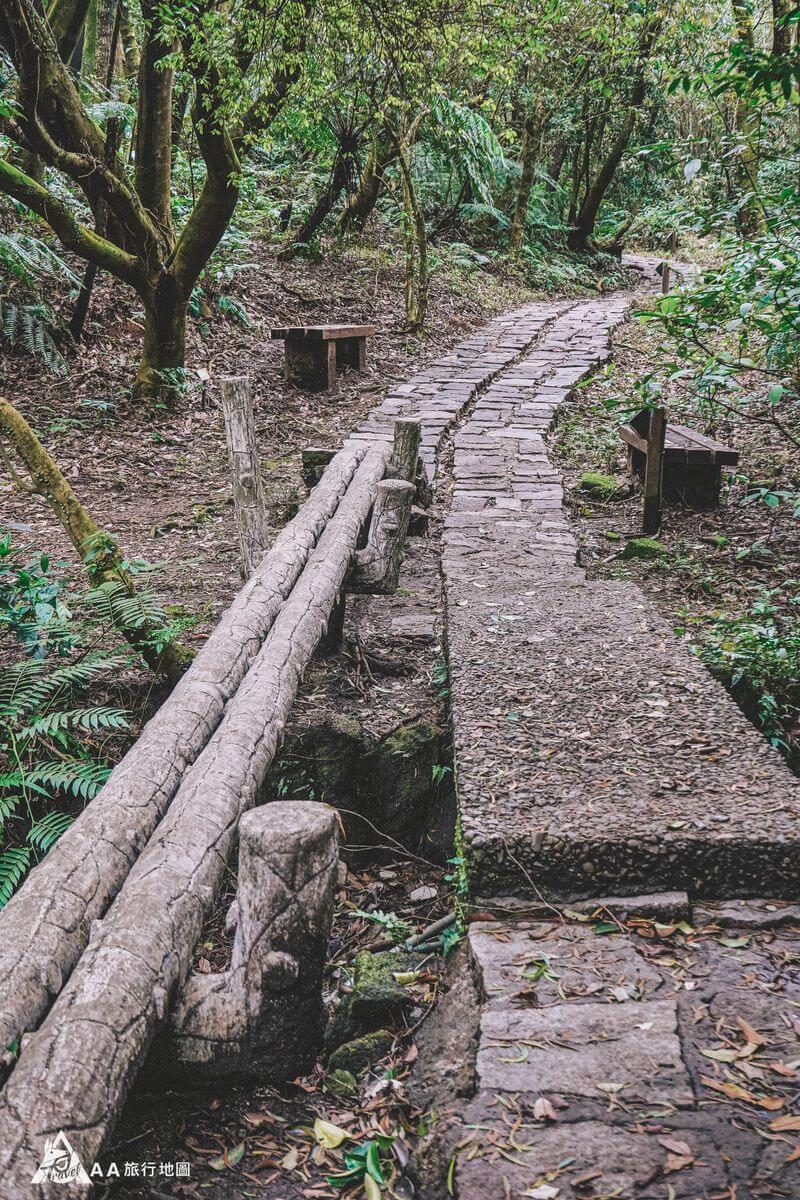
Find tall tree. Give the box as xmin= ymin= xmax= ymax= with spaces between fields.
xmin=0 ymin=0 xmax=308 ymax=392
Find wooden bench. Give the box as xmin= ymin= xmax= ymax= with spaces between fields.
xmin=271 ymin=323 xmax=375 ymax=391
xmin=620 ymin=409 xmax=739 ymax=507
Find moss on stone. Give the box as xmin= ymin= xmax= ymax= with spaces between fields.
xmin=622 ymin=537 xmax=666 ymax=560
xmin=349 ymin=951 xmax=415 ymax=1028
xmin=578 ymin=472 xmax=623 ymax=500
xmin=328 ymin=1030 xmax=394 ymax=1076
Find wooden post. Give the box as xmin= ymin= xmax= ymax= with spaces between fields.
xmin=661 ymin=261 xmax=671 ymax=295
xmin=220 ymin=376 xmax=269 ymax=579
xmin=390 ymin=418 xmax=421 ymax=483
xmin=642 ymin=406 xmax=667 ymax=535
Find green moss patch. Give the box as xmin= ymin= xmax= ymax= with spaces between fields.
xmin=621 ymin=537 xmax=666 ymax=560
xmin=578 ymin=472 xmax=624 ymax=500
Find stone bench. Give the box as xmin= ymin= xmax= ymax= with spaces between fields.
xmin=620 ymin=410 xmax=739 ymax=506
xmin=271 ymin=323 xmax=375 ymax=391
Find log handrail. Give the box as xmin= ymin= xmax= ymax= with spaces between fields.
xmin=0 ymin=447 xmax=366 ymax=1054
xmin=0 ymin=426 xmax=423 ymax=1194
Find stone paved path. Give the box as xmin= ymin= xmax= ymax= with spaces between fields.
xmin=345 ymin=272 xmax=800 ymax=1198
xmin=415 ymin=893 xmax=800 ymax=1200
xmin=347 ymin=279 xmax=800 ymax=902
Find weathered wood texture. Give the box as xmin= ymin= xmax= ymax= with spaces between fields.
xmin=0 ymin=450 xmax=389 ymax=1199
xmin=165 ymin=801 xmax=338 ymax=1080
xmin=0 ymin=448 xmax=366 ymax=1056
xmin=389 ymin=417 xmax=421 ymax=483
xmin=350 ymin=479 xmax=415 ymax=594
xmin=642 ymin=406 xmax=666 ymax=534
xmin=272 ymin=325 xmax=374 ymax=391
xmin=220 ymin=376 xmax=269 ymax=578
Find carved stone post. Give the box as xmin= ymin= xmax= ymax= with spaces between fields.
xmin=166 ymin=801 xmax=338 ymax=1081
xmin=350 ymin=479 xmax=415 ymax=594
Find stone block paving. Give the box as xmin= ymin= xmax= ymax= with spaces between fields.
xmin=448 ymin=897 xmax=800 ymax=1200
xmin=345 ymin=286 xmax=798 ymax=898
xmin=433 ymin=297 xmax=799 ymax=900
xmin=346 ymin=284 xmax=800 ymax=1198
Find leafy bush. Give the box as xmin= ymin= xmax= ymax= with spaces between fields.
xmin=0 ymin=535 xmax=73 ymax=658
xmin=695 ymin=591 xmax=800 ymax=763
xmin=0 ymin=534 xmax=195 ymax=905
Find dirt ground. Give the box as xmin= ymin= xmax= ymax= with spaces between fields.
xmin=551 ymin=306 xmax=800 ymax=768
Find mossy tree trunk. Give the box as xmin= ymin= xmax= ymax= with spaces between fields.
xmin=508 ymin=113 xmax=541 ymax=262
xmin=0 ymin=398 xmax=189 ymax=681
xmin=339 ymin=135 xmax=396 ymax=233
xmin=0 ymin=0 xmax=304 ymax=393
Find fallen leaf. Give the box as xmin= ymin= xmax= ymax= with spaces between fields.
xmin=313 ymin=1118 xmax=349 ymax=1150
xmin=659 ymin=1137 xmax=692 ymax=1157
xmin=786 ymin=1145 xmax=800 ymax=1164
xmin=700 ymin=1047 xmax=740 ymax=1064
xmin=700 ymin=1075 xmax=784 ymax=1109
xmin=524 ymin=1186 xmax=559 ymax=1200
xmin=409 ymin=885 xmax=437 ymax=902
xmin=737 ymin=1016 xmax=766 ymax=1046
xmin=209 ymin=1142 xmax=245 ymax=1171
xmin=533 ymin=1096 xmax=558 ymax=1121
xmin=770 ymin=1115 xmax=800 ymax=1132
xmin=768 ymin=1062 xmax=797 ymax=1078
xmin=279 ymin=1147 xmax=299 ymax=1171
xmin=664 ymin=1153 xmax=694 ymax=1174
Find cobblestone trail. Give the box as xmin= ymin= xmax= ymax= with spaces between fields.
xmin=348 ymin=273 xmax=799 ymax=902
xmin=345 ymin=270 xmax=800 ymax=1199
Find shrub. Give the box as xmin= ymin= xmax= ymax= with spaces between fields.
xmin=695 ymin=590 xmax=800 ymax=764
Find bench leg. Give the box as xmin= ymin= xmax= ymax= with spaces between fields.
xmin=285 ymin=336 xmax=338 ymax=391
xmin=335 ymin=336 xmax=367 ymax=373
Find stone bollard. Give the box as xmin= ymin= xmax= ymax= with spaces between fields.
xmin=165 ymin=801 xmax=339 ymax=1081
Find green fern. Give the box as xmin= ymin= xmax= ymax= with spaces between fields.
xmin=0 ymin=298 xmax=68 ymax=376
xmin=23 ymin=758 xmax=111 ymax=802
xmin=83 ymin=579 xmax=168 ymax=630
xmin=0 ymin=795 xmax=21 ymax=826
xmin=27 ymin=811 xmax=74 ymax=852
xmin=21 ymin=706 xmax=130 ymax=739
xmin=0 ymin=848 xmax=32 ymax=906
xmin=0 ymin=535 xmax=139 ymax=907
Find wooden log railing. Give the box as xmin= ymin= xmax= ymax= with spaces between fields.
xmin=0 ymin=446 xmax=366 ymax=1059
xmin=0 ymin=419 xmax=424 ymax=1197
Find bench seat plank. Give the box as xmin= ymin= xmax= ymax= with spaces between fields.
xmin=619 ymin=422 xmax=738 ymax=466
xmin=271 ymin=324 xmax=375 ymax=341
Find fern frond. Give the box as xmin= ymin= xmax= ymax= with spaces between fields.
xmin=0 ymin=846 xmax=32 ymax=906
xmin=0 ymin=652 xmax=127 ymax=720
xmin=23 ymin=756 xmax=111 ymax=801
xmin=21 ymin=706 xmax=131 ymax=739
xmin=27 ymin=810 xmax=73 ymax=851
xmin=0 ymin=794 xmax=21 ymax=826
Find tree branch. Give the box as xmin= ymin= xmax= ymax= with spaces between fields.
xmin=0 ymin=157 xmax=141 ymax=285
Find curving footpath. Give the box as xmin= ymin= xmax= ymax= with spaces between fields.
xmin=347 ymin=264 xmax=800 ymax=1199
